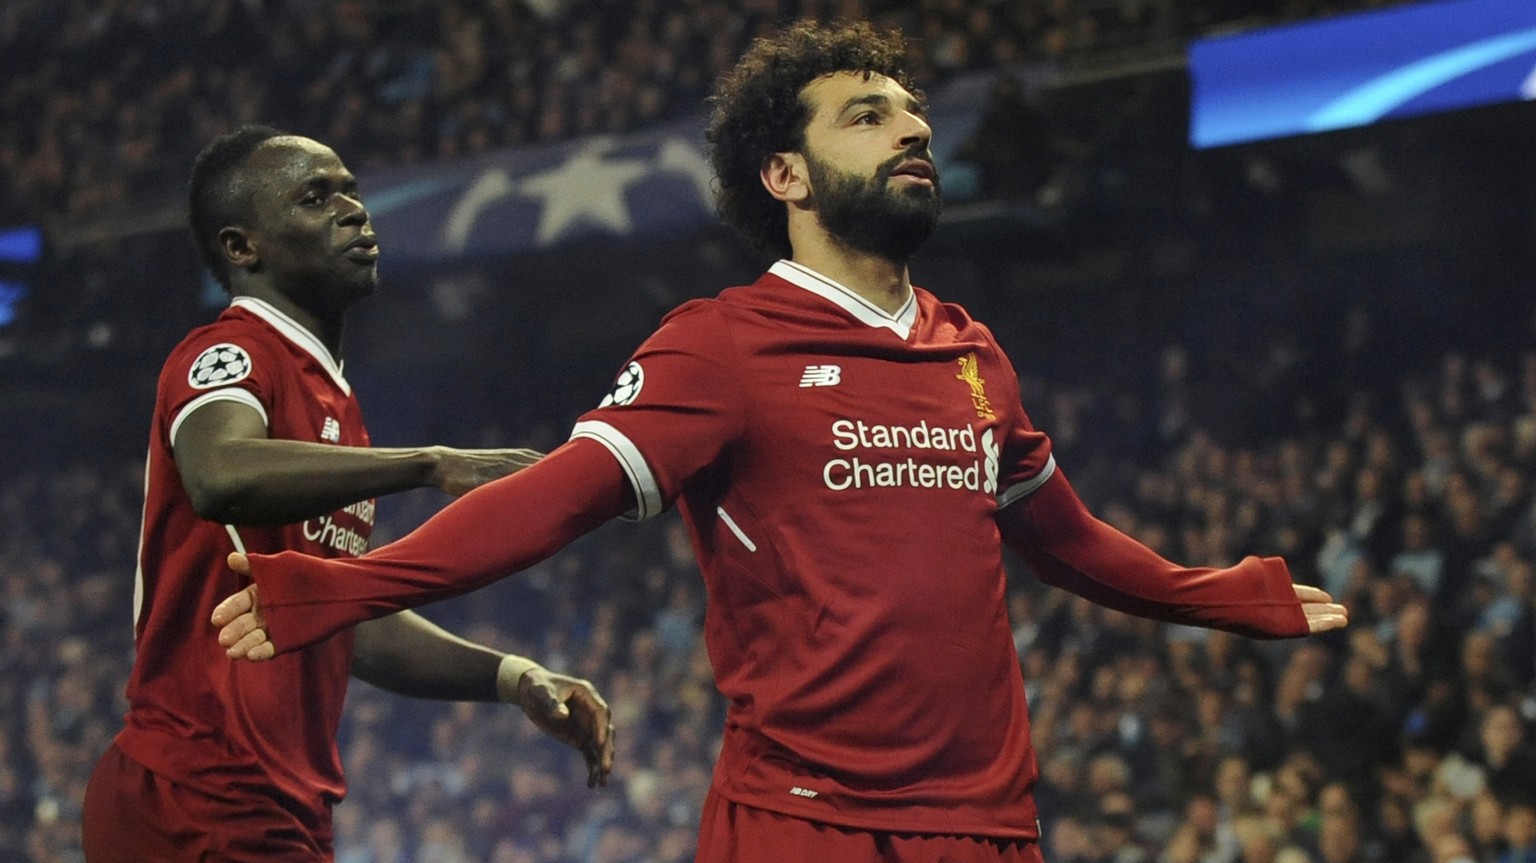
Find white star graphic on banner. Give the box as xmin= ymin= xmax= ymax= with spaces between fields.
xmin=517 ymin=137 xmax=652 ymax=245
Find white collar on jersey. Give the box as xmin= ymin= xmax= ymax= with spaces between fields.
xmin=769 ymin=259 xmax=917 ymax=340
xmin=230 ymin=296 xmax=351 ymax=396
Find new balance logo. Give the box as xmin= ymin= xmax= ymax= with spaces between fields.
xmin=320 ymin=417 xmax=341 ymax=443
xmin=799 ymin=364 xmax=842 ymax=388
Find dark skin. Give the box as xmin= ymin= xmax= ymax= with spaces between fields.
xmin=188 ymin=136 xmax=613 ymax=785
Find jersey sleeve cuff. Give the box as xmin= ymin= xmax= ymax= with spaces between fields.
xmin=169 ymin=388 xmax=269 ymax=448
xmin=569 ymin=420 xmax=664 ymax=521
xmin=996 ymin=454 xmax=1056 ymax=511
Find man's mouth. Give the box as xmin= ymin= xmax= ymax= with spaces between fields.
xmin=890 ymin=159 xmax=937 ymax=186
xmin=343 ymin=236 xmax=379 ymax=261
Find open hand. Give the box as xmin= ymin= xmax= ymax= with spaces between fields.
xmin=212 ymin=552 xmax=276 ymax=661
xmin=1294 ymin=584 xmax=1348 ymax=634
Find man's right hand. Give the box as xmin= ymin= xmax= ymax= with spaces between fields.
xmin=430 ymin=447 xmax=542 ymax=496
xmin=213 ymin=553 xmax=276 ymax=661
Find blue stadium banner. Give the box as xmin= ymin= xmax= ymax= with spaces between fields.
xmin=358 ymin=71 xmax=991 ymax=269
xmin=1189 ymin=0 xmax=1536 ymax=148
xmin=362 ymin=115 xmax=718 ymax=270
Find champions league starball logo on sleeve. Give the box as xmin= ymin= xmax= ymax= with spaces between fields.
xmin=188 ymin=343 xmax=253 ymax=389
xmin=599 ymin=362 xmax=645 ymax=408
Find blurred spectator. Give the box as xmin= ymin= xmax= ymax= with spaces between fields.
xmin=115 ymin=304 xmax=1536 ymax=863
xmin=1473 ymin=704 xmax=1536 ymax=803
xmin=1503 ymin=802 xmax=1536 ymax=863
xmin=1 ymin=0 xmax=1425 ymax=227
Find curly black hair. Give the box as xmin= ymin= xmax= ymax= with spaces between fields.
xmin=705 ymin=20 xmax=920 ymax=260
xmin=188 ymin=124 xmax=287 ymax=291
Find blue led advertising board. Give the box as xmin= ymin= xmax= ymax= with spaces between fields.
xmin=1189 ymin=0 xmax=1536 ymax=148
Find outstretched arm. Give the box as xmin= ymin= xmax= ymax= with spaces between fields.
xmin=997 ymin=468 xmax=1347 ymax=637
xmin=351 ymin=611 xmax=615 ymax=786
xmin=213 ymin=438 xmax=632 ymax=658
xmin=175 ymin=400 xmax=539 ymax=525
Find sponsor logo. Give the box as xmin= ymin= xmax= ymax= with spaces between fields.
xmin=188 ymin=343 xmax=253 ymax=389
xmin=599 ymin=361 xmax=644 ymax=407
xmin=320 ymin=417 xmax=341 ymax=443
xmin=303 ymin=518 xmax=369 ymax=556
xmin=303 ymin=499 xmax=376 ymax=557
xmin=831 ymin=419 xmax=973 ymax=452
xmin=955 ymin=353 xmax=995 ymax=420
xmin=822 ymin=419 xmax=998 ymax=493
xmin=799 ymin=364 xmax=842 ymax=388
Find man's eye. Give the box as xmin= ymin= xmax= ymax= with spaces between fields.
xmin=854 ymin=112 xmax=879 ymax=125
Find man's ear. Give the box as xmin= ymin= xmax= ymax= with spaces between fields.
xmin=761 ymin=152 xmax=810 ymax=204
xmin=219 ymin=227 xmax=258 ymax=272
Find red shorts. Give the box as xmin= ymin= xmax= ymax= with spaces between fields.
xmin=696 ymin=790 xmax=1046 ymax=863
xmin=82 ymin=743 xmax=331 ymax=863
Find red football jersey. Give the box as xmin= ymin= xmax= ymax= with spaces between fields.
xmin=115 ymin=296 xmax=374 ymax=838
xmin=237 ymin=262 xmax=1309 ymax=840
xmin=570 ymin=261 xmax=1054 ymax=837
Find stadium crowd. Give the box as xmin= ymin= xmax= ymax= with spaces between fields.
xmin=6 ymin=268 xmax=1536 ymax=862
xmin=0 ymin=0 xmax=1415 ymax=225
xmin=1 ymin=1 xmax=1529 ymax=863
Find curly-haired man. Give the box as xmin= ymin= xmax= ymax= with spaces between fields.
xmin=212 ymin=21 xmax=1347 ymax=862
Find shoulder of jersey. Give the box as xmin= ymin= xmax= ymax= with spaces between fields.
xmin=927 ymin=292 xmax=990 ymax=339
xmin=658 ymin=290 xmax=806 ymax=338
xmin=657 ymin=296 xmax=719 ymax=325
xmin=170 ymin=316 xmax=269 ymax=390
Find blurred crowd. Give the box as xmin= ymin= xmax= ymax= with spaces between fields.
xmin=0 ymin=0 xmax=1414 ymax=224
xmin=6 ymin=276 xmax=1536 ymax=862
xmin=3 ymin=1 xmax=1527 ymax=863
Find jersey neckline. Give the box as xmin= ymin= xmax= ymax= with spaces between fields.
xmin=769 ymin=260 xmax=917 ymax=340
xmin=230 ymin=296 xmax=351 ymax=396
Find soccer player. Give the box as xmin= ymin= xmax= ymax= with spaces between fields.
xmin=81 ymin=126 xmax=614 ymax=863
xmin=212 ymin=23 xmax=1348 ymax=862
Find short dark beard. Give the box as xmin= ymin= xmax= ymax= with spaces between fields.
xmin=805 ymin=146 xmax=941 ymax=262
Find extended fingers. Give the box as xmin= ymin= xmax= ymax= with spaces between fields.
xmin=519 ymin=674 xmax=615 ymax=787
xmin=1292 ymin=584 xmax=1334 ymax=604
xmin=210 ymin=561 xmax=273 ymax=661
xmin=214 ymin=587 xmax=272 ymax=660
xmin=1292 ymin=584 xmax=1349 ymax=633
xmin=210 ymin=583 xmax=256 ymax=627
xmin=583 ymin=721 xmax=615 ymax=787
xmin=1305 ymin=603 xmax=1350 ymax=633
xmin=568 ymin=686 xmax=614 ymax=787
xmin=221 ymin=621 xmax=275 ymax=661
xmin=599 ymin=720 xmax=616 ymax=784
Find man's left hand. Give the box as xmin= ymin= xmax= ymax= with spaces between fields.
xmin=515 ymin=667 xmax=616 ymax=788
xmin=1294 ymin=584 xmax=1348 ymax=634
